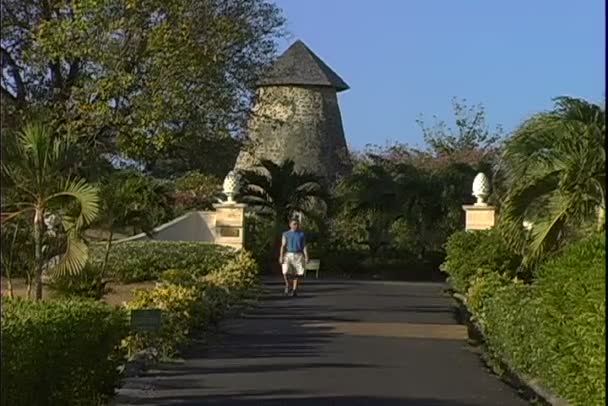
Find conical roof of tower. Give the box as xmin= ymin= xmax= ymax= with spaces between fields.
xmin=257 ymin=40 xmax=349 ymax=92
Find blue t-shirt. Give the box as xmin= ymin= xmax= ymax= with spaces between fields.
xmin=283 ymin=230 xmax=306 ymax=253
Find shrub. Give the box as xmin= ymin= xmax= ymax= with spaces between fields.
xmin=124 ymin=250 xmax=260 ymax=358
xmin=47 ymin=263 xmax=108 ymax=300
xmin=125 ymin=283 xmax=208 ymax=358
xmin=1 ymin=298 xmax=129 ymax=406
xmin=90 ymin=241 xmax=237 ymax=282
xmin=160 ymin=268 xmax=199 ymax=287
xmin=483 ymin=233 xmax=605 ymax=405
xmin=442 ymin=229 xmax=521 ymax=293
xmin=465 ymin=269 xmax=523 ymax=326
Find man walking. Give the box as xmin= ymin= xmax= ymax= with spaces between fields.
xmin=279 ymin=218 xmax=308 ymax=297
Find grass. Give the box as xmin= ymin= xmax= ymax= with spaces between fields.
xmin=0 ymin=277 xmax=155 ymax=306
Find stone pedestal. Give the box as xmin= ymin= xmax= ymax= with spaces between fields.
xmin=463 ymin=204 xmax=496 ymax=231
xmin=213 ymin=203 xmax=247 ymax=250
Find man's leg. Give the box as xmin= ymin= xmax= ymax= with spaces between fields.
xmin=292 ymin=276 xmax=299 ymax=292
xmin=291 ymin=254 xmax=305 ymax=296
xmin=281 ymin=258 xmax=290 ymax=295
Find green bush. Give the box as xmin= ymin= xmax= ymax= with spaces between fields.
xmin=465 ymin=268 xmax=522 ymax=326
xmin=160 ymin=268 xmax=199 ymax=287
xmin=47 ymin=263 xmax=108 ymax=300
xmin=1 ymin=298 xmax=129 ymax=406
xmin=442 ymin=229 xmax=521 ymax=293
xmin=90 ymin=241 xmax=237 ymax=282
xmin=483 ymin=233 xmax=605 ymax=405
xmin=124 ymin=250 xmax=260 ymax=358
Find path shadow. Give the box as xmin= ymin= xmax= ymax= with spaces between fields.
xmin=116 ymin=390 xmax=488 ymax=406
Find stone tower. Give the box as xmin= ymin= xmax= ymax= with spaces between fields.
xmin=234 ymin=40 xmax=351 ymax=180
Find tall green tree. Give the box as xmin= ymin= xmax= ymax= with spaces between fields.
xmin=1 ymin=123 xmax=99 ymax=300
xmin=1 ymin=0 xmax=285 ymax=176
xmin=499 ymin=96 xmax=605 ymax=266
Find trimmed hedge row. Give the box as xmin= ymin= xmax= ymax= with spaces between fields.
xmin=441 ymin=229 xmax=521 ymax=293
xmin=482 ymin=233 xmax=605 ymax=406
xmin=123 ymin=249 xmax=260 ymax=358
xmin=443 ymin=231 xmax=605 ymax=406
xmin=1 ymin=299 xmax=129 ymax=406
xmin=89 ymin=241 xmax=237 ymax=283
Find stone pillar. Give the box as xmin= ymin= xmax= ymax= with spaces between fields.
xmin=213 ymin=203 xmax=247 ymax=250
xmin=464 ymin=172 xmax=496 ymax=231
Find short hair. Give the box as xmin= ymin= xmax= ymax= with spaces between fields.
xmin=290 ymin=218 xmax=299 ymax=224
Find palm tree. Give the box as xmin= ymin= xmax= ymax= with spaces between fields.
xmin=239 ymin=160 xmax=328 ymax=267
xmin=499 ymin=96 xmax=605 ymax=266
xmin=1 ymin=123 xmax=99 ymax=300
xmin=93 ymin=171 xmax=159 ymax=294
xmin=240 ymin=160 xmax=328 ymax=225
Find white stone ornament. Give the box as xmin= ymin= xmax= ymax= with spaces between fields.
xmin=472 ymin=172 xmax=490 ymax=206
xmin=222 ymin=171 xmax=241 ymax=203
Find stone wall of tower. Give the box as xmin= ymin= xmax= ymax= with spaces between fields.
xmin=234 ymin=85 xmax=350 ymax=179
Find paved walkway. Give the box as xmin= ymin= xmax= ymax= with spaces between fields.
xmin=113 ymin=279 xmax=529 ymax=405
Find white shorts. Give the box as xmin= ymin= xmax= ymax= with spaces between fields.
xmin=282 ymin=252 xmax=305 ymax=276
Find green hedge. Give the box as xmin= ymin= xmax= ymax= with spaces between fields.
xmin=1 ymin=298 xmax=129 ymax=406
xmin=124 ymin=250 xmax=260 ymax=358
xmin=441 ymin=229 xmax=521 ymax=293
xmin=482 ymin=233 xmax=605 ymax=405
xmin=90 ymin=241 xmax=237 ymax=283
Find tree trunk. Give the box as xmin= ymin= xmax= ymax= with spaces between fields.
xmin=98 ymin=229 xmax=114 ymax=299
xmin=26 ymin=273 xmax=33 ymax=299
xmin=5 ymin=275 xmax=14 ymax=298
xmin=34 ymin=209 xmax=44 ymax=301
xmin=101 ymin=229 xmax=113 ymax=277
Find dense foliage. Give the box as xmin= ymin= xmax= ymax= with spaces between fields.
xmin=89 ymin=241 xmax=237 ymax=283
xmin=442 ymin=229 xmax=522 ymax=293
xmin=498 ymin=97 xmax=605 ymax=266
xmin=1 ymin=0 xmax=286 ymax=176
xmin=482 ymin=233 xmax=605 ymax=405
xmin=124 ymin=250 xmax=260 ymax=357
xmin=1 ymin=298 xmax=129 ymax=406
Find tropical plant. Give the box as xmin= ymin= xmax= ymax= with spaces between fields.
xmin=240 ymin=159 xmax=328 ymax=227
xmin=88 ymin=171 xmax=165 ymax=296
xmin=240 ymin=160 xmax=328 ymax=267
xmin=0 ymin=221 xmax=31 ymax=298
xmin=1 ymin=123 xmax=99 ymax=300
xmin=499 ymin=97 xmax=605 ymax=266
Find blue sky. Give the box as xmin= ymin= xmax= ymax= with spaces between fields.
xmin=273 ymin=0 xmax=605 ymax=150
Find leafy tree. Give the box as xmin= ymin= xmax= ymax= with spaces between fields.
xmin=1 ymin=0 xmax=286 ymax=175
xmin=499 ymin=96 xmax=605 ymax=266
xmin=416 ymin=97 xmax=504 ymax=164
xmin=1 ymin=123 xmax=99 ymax=300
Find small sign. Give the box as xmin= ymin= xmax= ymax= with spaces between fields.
xmin=219 ymin=227 xmax=240 ymax=237
xmin=130 ymin=309 xmax=162 ymax=333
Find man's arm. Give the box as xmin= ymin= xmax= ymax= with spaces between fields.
xmin=279 ymin=234 xmax=286 ymax=264
xmin=303 ymin=236 xmax=309 ymax=263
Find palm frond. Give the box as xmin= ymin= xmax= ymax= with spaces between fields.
xmin=48 ymin=179 xmax=100 ymax=229
xmin=50 ymin=233 xmax=89 ymax=277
